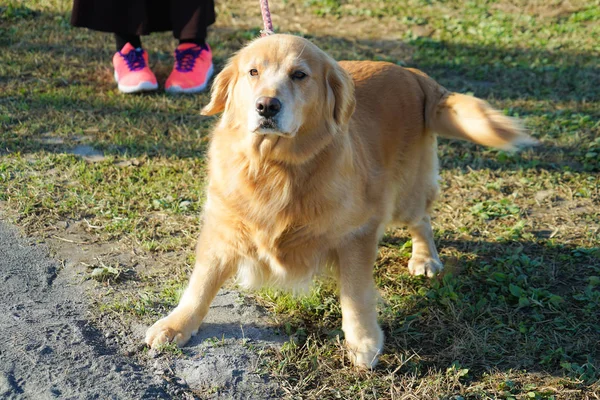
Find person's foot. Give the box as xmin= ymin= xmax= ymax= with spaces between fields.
xmin=112 ymin=43 xmax=158 ymax=94
xmin=165 ymin=43 xmax=214 ymax=94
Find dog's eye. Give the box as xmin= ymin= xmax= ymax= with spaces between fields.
xmin=291 ymin=71 xmax=307 ymax=80
xmin=249 ymin=69 xmax=259 ymax=77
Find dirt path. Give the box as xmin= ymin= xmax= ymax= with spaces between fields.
xmin=0 ymin=221 xmax=176 ymax=398
xmin=0 ymin=220 xmax=282 ymax=399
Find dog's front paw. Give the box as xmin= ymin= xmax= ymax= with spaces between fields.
xmin=408 ymin=256 xmax=443 ymax=277
xmin=345 ymin=326 xmax=384 ymax=369
xmin=145 ymin=314 xmax=196 ymax=349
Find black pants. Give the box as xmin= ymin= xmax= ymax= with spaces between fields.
xmin=71 ymin=0 xmax=215 ymax=40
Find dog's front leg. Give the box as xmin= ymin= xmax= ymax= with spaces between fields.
xmin=145 ymin=228 xmax=236 ymax=349
xmin=337 ymin=227 xmax=384 ymax=368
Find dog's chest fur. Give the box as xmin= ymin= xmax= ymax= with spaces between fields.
xmin=206 ymin=144 xmax=369 ymax=287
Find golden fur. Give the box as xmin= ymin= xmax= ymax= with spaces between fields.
xmin=145 ymin=34 xmax=534 ymax=368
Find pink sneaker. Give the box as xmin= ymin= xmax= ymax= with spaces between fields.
xmin=165 ymin=43 xmax=214 ymax=94
xmin=112 ymin=43 xmax=158 ymax=93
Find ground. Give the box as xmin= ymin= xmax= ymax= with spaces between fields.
xmin=1 ymin=0 xmax=599 ymax=399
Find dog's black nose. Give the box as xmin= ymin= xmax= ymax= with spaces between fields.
xmin=255 ymin=97 xmax=281 ymax=118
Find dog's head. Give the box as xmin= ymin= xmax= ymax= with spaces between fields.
xmin=202 ymin=34 xmax=355 ymax=163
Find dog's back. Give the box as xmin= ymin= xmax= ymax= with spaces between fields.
xmin=341 ymin=60 xmax=535 ymax=226
xmin=342 ymin=60 xmax=533 ymax=152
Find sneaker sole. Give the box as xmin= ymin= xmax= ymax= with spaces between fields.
xmin=114 ymin=71 xmax=158 ymax=94
xmin=165 ymin=63 xmax=214 ymax=94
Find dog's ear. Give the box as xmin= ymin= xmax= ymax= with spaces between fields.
xmin=201 ymin=60 xmax=237 ymax=116
xmin=327 ymin=63 xmax=356 ymax=127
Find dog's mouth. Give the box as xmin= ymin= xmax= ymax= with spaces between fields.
xmin=258 ymin=117 xmax=278 ymax=130
xmin=253 ymin=117 xmax=293 ymax=137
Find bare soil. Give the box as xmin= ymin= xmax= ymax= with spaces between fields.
xmin=0 ymin=218 xmax=283 ymax=399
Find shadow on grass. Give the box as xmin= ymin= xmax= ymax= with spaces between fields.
xmin=4 ymin=23 xmax=600 ymax=101
xmin=0 ymin=7 xmax=600 ymax=171
xmin=2 ymin=99 xmax=595 ymax=173
xmin=2 ymin=18 xmax=599 ymax=171
xmin=309 ymin=35 xmax=600 ymax=102
xmin=376 ymin=236 xmax=599 ymax=383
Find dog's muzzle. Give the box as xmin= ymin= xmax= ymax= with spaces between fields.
xmin=252 ymin=96 xmax=294 ymax=137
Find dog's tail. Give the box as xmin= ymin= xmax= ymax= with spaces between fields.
xmin=409 ymin=68 xmax=537 ymax=150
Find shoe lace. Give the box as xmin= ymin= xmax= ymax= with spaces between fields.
xmin=120 ymin=48 xmax=146 ymax=71
xmin=174 ymin=46 xmax=204 ymax=72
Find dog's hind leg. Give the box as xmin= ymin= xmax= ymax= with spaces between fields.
xmin=337 ymin=224 xmax=384 ymax=368
xmin=407 ymin=214 xmax=443 ymax=277
xmin=145 ymin=228 xmax=237 ymax=349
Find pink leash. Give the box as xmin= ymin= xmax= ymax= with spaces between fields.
xmin=260 ymin=0 xmax=275 ymax=36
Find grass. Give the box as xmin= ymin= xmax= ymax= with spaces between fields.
xmin=1 ymin=0 xmax=599 ymax=398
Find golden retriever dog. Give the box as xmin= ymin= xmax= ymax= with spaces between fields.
xmin=145 ymin=34 xmax=534 ymax=368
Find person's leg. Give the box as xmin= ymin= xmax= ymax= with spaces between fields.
xmin=177 ymin=17 xmax=207 ymax=48
xmin=115 ymin=33 xmax=142 ymax=52
xmin=179 ymin=37 xmax=206 ymax=48
xmin=170 ymin=0 xmax=214 ymax=42
xmin=165 ymin=0 xmax=215 ymax=93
